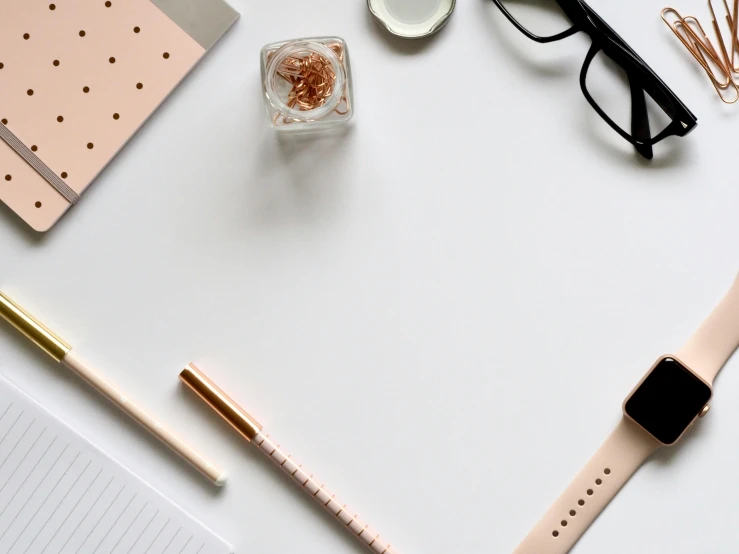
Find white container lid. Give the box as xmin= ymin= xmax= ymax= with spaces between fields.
xmin=367 ymin=0 xmax=456 ymax=39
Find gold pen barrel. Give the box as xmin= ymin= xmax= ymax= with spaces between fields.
xmin=0 ymin=292 xmax=70 ymax=362
xmin=180 ymin=364 xmax=263 ymax=441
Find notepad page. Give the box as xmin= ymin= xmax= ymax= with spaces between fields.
xmin=0 ymin=376 xmax=233 ymax=554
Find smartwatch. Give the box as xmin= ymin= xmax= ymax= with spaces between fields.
xmin=514 ymin=272 xmax=739 ymax=553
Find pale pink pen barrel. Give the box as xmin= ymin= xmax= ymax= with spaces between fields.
xmin=0 ymin=293 xmax=227 ymax=486
xmin=179 ymin=364 xmax=401 ymax=554
xmin=254 ymin=431 xmax=399 ymax=554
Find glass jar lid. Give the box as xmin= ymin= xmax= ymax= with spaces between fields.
xmin=367 ymin=0 xmax=455 ymax=39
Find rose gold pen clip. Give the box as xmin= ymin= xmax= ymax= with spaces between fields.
xmin=180 ymin=364 xmax=402 ymax=554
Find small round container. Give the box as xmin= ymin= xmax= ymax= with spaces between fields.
xmin=260 ymin=37 xmax=354 ymax=133
xmin=368 ymin=0 xmax=456 ymax=39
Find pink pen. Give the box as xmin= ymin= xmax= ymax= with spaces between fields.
xmin=0 ymin=293 xmax=227 ymax=486
xmin=180 ymin=363 xmax=401 ymax=554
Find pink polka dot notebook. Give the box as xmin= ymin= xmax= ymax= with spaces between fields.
xmin=0 ymin=0 xmax=238 ymax=232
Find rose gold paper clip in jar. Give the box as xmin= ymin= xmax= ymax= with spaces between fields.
xmin=260 ymin=37 xmax=354 ymax=132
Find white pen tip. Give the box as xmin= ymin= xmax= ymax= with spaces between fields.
xmin=215 ymin=471 xmax=228 ymax=487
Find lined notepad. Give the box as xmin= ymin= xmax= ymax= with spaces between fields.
xmin=0 ymin=376 xmax=233 ymax=554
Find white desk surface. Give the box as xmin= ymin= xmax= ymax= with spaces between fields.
xmin=2 ymin=1 xmax=739 ymax=553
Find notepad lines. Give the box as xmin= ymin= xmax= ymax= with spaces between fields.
xmin=0 ymin=433 xmax=89 ymax=553
xmin=75 ymin=483 xmax=125 ymax=553
xmin=3 ymin=437 xmax=63 ymax=552
xmin=89 ymin=492 xmax=136 ymax=553
xmin=38 ymin=465 xmax=100 ymax=553
xmin=0 ymin=380 xmax=231 ymax=554
xmin=9 ymin=444 xmax=70 ymax=553
xmin=0 ymin=422 xmax=43 ymax=497
xmin=160 ymin=526 xmax=180 ymax=554
xmin=57 ymin=475 xmax=114 ymax=553
xmin=0 ymin=403 xmax=14 ymax=424
xmin=0 ymin=406 xmax=203 ymax=554
xmin=0 ymin=414 xmax=32 ymax=470
xmin=19 ymin=450 xmax=78 ymax=553
xmin=127 ymin=509 xmax=160 ymax=554
xmin=26 ymin=456 xmax=91 ymax=553
xmin=143 ymin=517 xmax=169 ymax=554
xmin=0 ymin=433 xmax=56 ymax=535
xmin=177 ymin=536 xmax=192 ymax=554
xmin=0 ymin=410 xmax=23 ymax=449
xmin=110 ymin=501 xmax=148 ymax=553
xmin=0 ymin=426 xmax=50 ymax=517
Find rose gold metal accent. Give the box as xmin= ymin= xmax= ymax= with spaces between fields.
xmin=699 ymin=404 xmax=711 ymax=418
xmin=179 ymin=364 xmax=262 ymax=441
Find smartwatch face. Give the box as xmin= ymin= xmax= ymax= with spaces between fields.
xmin=624 ymin=357 xmax=711 ymax=445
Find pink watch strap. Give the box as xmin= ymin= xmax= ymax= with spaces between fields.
xmin=513 ymin=418 xmax=658 ymax=554
xmin=515 ymin=271 xmax=739 ymax=553
xmin=676 ymin=272 xmax=739 ymax=385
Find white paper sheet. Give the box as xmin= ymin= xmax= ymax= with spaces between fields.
xmin=0 ymin=376 xmax=233 ymax=554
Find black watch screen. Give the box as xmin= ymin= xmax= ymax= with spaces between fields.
xmin=624 ymin=357 xmax=711 ymax=445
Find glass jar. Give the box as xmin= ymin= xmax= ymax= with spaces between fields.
xmin=260 ymin=37 xmax=354 ymax=133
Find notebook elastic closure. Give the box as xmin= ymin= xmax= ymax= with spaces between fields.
xmin=0 ymin=123 xmax=80 ymax=205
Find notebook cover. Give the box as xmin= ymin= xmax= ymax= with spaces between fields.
xmin=0 ymin=0 xmax=238 ymax=232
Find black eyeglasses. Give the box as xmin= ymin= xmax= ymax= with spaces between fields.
xmin=490 ymin=0 xmax=698 ymax=159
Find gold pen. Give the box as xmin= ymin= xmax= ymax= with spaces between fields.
xmin=0 ymin=292 xmax=227 ymax=486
